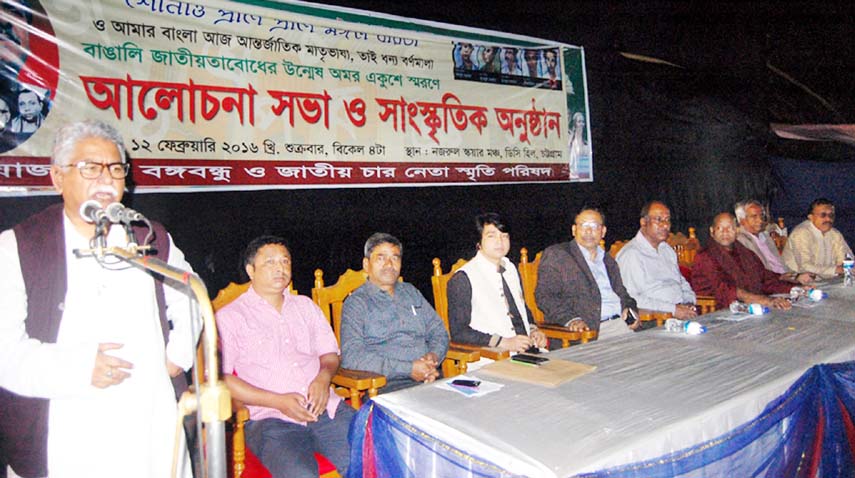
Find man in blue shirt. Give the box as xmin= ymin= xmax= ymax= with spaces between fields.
xmin=340 ymin=233 xmax=449 ymax=393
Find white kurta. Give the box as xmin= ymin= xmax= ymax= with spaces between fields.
xmin=0 ymin=213 xmax=198 ymax=478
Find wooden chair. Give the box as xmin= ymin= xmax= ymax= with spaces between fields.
xmin=638 ymin=310 xmax=672 ymax=327
xmin=518 ymin=248 xmax=598 ymax=347
xmin=209 ymin=282 xmax=338 ymax=478
xmin=669 ymin=227 xmax=700 ymax=267
xmin=696 ymin=296 xmax=716 ymax=315
xmin=431 ymin=258 xmax=506 ymax=370
xmin=313 ymin=268 xmax=474 ymax=390
xmin=771 ymin=217 xmax=787 ymax=252
xmin=608 ymin=240 xmax=629 ymax=259
xmin=311 ymin=269 xmax=387 ymax=409
xmin=207 ymin=282 xmax=253 ymax=478
xmin=638 ymin=295 xmax=716 ymax=327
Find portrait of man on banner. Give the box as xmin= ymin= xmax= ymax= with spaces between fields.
xmin=0 ymin=0 xmax=59 ymax=153
xmin=453 ymin=42 xmax=476 ymax=71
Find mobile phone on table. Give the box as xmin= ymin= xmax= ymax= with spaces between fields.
xmin=451 ymin=379 xmax=481 ymax=388
xmin=511 ymin=354 xmax=549 ymax=365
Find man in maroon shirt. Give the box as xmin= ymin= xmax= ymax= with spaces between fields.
xmin=691 ymin=212 xmax=795 ymax=310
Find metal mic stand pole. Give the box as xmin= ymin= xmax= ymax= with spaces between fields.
xmin=94 ymin=219 xmax=109 ymax=249
xmin=101 ymin=246 xmax=230 ymax=478
xmin=123 ymin=223 xmax=139 ymax=248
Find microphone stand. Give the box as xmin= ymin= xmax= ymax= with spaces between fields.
xmin=94 ymin=218 xmax=110 ymax=249
xmin=123 ymin=223 xmax=139 ymax=248
xmin=80 ymin=244 xmax=229 ymax=478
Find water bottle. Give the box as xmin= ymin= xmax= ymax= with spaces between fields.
xmin=665 ymin=318 xmax=706 ymax=335
xmin=843 ymin=253 xmax=854 ymax=287
xmin=790 ymin=287 xmax=804 ymax=301
xmin=729 ymin=301 xmax=769 ymax=315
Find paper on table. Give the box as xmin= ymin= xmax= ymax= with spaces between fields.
xmin=435 ymin=375 xmax=504 ymax=398
xmin=479 ymin=357 xmax=596 ymax=387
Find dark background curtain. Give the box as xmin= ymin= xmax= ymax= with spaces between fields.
xmin=2 ymin=0 xmax=853 ymax=298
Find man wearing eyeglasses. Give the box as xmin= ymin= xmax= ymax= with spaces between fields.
xmin=536 ymin=207 xmax=640 ymax=340
xmin=782 ymin=198 xmax=853 ymax=279
xmin=0 ymin=120 xmax=198 ymax=478
xmin=616 ymin=201 xmax=697 ymax=320
xmin=735 ymin=199 xmax=814 ymax=285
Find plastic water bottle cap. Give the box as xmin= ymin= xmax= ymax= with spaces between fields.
xmin=748 ymin=304 xmax=768 ymax=315
xmin=808 ymin=288 xmax=826 ymax=301
xmin=685 ymin=321 xmax=706 ymax=335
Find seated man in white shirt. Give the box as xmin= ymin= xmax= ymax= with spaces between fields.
xmin=735 ymin=199 xmax=813 ymax=285
xmin=782 ymin=198 xmax=853 ymax=279
xmin=616 ymin=201 xmax=697 ymax=320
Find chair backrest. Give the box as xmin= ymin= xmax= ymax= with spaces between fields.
xmin=312 ymin=269 xmax=368 ymax=344
xmin=212 ymin=281 xmax=298 ymax=312
xmin=212 ymin=282 xmax=251 ymax=312
xmin=772 ymin=218 xmax=787 ymax=252
xmin=608 ymin=240 xmax=629 ymax=259
xmin=696 ymin=295 xmax=717 ymax=315
xmin=205 ymin=281 xmax=298 ymax=382
xmin=676 ymin=227 xmax=700 ymax=266
xmin=518 ymin=247 xmax=545 ymax=324
xmin=667 ymin=231 xmax=687 ymax=248
xmin=430 ymin=258 xmax=468 ymax=330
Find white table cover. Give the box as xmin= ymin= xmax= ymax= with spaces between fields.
xmin=374 ymin=283 xmax=855 ymax=477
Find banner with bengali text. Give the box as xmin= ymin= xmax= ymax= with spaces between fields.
xmin=0 ymin=0 xmax=592 ymax=194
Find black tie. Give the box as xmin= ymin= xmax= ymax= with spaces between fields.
xmin=498 ymin=265 xmax=527 ymax=335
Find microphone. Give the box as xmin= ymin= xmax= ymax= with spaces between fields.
xmin=79 ymin=200 xmax=109 ymax=224
xmin=105 ymin=202 xmax=147 ymax=224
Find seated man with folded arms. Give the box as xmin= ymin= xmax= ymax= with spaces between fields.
xmin=536 ymin=207 xmax=641 ymax=340
xmin=447 ymin=213 xmax=547 ymax=353
xmin=617 ymin=200 xmax=697 ymax=319
xmin=341 ymin=233 xmax=449 ymax=393
xmin=735 ymin=199 xmax=813 ymax=285
xmin=216 ymin=235 xmax=353 ymax=478
xmin=691 ymin=213 xmax=793 ymax=311
xmin=782 ymin=198 xmax=853 ymax=279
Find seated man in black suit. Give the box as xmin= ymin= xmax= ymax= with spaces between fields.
xmin=535 ymin=207 xmax=640 ymax=340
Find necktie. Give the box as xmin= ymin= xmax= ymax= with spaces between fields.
xmin=498 ymin=265 xmax=527 ymax=335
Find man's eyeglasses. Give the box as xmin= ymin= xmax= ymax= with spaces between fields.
xmin=647 ymin=216 xmax=671 ymax=225
xmin=61 ymin=161 xmax=130 ymax=179
xmin=814 ymin=212 xmax=835 ymax=219
xmin=577 ymin=221 xmax=603 ymax=231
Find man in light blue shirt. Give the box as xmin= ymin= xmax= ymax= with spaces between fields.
xmin=616 ymin=201 xmax=697 ymax=319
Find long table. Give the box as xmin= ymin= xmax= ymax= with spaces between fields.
xmin=359 ymin=282 xmax=855 ymax=477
